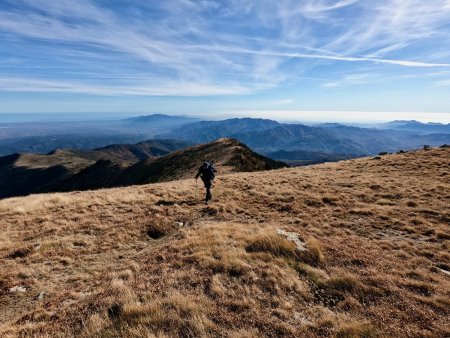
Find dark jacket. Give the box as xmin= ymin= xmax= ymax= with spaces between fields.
xmin=195 ymin=162 xmax=216 ymax=181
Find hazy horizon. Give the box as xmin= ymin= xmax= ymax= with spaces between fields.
xmin=1 ymin=1 xmax=449 ymax=122
xmin=0 ymin=111 xmax=449 ymax=124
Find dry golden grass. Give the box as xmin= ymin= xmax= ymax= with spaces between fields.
xmin=0 ymin=147 xmax=449 ymax=337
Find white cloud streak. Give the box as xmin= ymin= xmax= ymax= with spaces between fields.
xmin=0 ymin=0 xmax=449 ymax=96
xmin=0 ymin=77 xmax=248 ymax=96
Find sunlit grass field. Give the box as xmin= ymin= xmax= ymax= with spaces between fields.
xmin=1 ymin=147 xmax=449 ymax=337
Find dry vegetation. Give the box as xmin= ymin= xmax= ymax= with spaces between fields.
xmin=0 ymin=147 xmax=449 ymax=337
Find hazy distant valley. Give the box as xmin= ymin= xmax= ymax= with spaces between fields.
xmin=1 ymin=114 xmax=449 ymax=199
xmin=1 ymin=114 xmax=449 ymax=158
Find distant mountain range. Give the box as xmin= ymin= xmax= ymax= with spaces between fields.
xmin=0 ymin=114 xmax=449 ymax=164
xmin=372 ymin=120 xmax=450 ymax=134
xmin=0 ymin=114 xmax=197 ymax=156
xmin=0 ymin=138 xmax=286 ymax=198
xmin=158 ymin=117 xmax=450 ymax=156
xmin=1 ymin=114 xmax=448 ymax=198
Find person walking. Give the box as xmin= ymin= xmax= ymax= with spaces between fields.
xmin=195 ymin=161 xmax=217 ymax=204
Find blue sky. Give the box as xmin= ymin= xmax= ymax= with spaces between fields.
xmin=0 ymin=0 xmax=450 ymax=122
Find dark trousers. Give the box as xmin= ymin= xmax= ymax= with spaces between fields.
xmin=202 ymin=179 xmax=212 ymax=202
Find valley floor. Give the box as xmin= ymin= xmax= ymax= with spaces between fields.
xmin=0 ymin=147 xmax=449 ymax=337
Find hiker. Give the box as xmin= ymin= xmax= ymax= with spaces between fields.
xmin=195 ymin=161 xmax=217 ymax=204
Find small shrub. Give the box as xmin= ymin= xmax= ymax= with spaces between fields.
xmin=107 ymin=303 xmax=123 ymax=318
xmin=224 ymin=299 xmax=251 ymax=313
xmin=422 ymin=229 xmax=435 ymax=236
xmin=322 ymin=197 xmax=337 ymax=205
xmin=410 ymin=218 xmax=423 ymax=225
xmin=147 ymin=222 xmax=176 ymax=239
xmin=404 ymin=281 xmax=434 ymax=297
xmin=406 ymin=201 xmax=418 ymax=207
xmin=349 ymin=209 xmax=373 ymax=216
xmin=305 ymin=199 xmax=324 ymax=207
xmin=436 ymin=232 xmax=450 ymax=240
xmin=7 ymin=247 xmax=32 ymax=259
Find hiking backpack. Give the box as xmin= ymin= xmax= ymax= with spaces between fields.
xmin=202 ymin=162 xmax=216 ymax=180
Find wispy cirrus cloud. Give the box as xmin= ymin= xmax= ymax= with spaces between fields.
xmin=0 ymin=77 xmax=248 ymax=96
xmin=0 ymin=0 xmax=449 ymax=97
xmin=323 ymin=73 xmax=382 ymax=88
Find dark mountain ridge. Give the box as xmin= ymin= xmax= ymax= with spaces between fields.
xmin=0 ymin=139 xmax=191 ymax=198
xmin=2 ymin=115 xmax=448 ymax=159
xmin=114 ymin=138 xmax=287 ymax=187
xmin=157 ymin=118 xmax=281 ymax=144
xmin=0 ymin=138 xmax=286 ymax=198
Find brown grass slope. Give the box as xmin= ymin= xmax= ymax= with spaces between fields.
xmin=0 ymin=147 xmax=449 ymax=337
xmin=0 ymin=150 xmax=101 ymax=198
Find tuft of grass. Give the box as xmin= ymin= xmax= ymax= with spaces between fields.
xmin=106 ymin=292 xmax=214 ymax=337
xmin=209 ymin=274 xmax=225 ymax=297
xmin=326 ymin=275 xmax=362 ymax=293
xmin=209 ymin=255 xmax=250 ymax=277
xmin=301 ymin=237 xmax=325 ymax=266
xmin=335 ymin=322 xmax=381 ymax=338
xmin=246 ymin=233 xmax=298 ymax=259
xmin=296 ymin=263 xmax=329 ymax=284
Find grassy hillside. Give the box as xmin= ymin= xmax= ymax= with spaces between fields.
xmin=0 ymin=140 xmax=191 ymax=198
xmin=116 ymin=138 xmax=288 ymax=185
xmin=0 ymin=146 xmax=449 ymax=337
